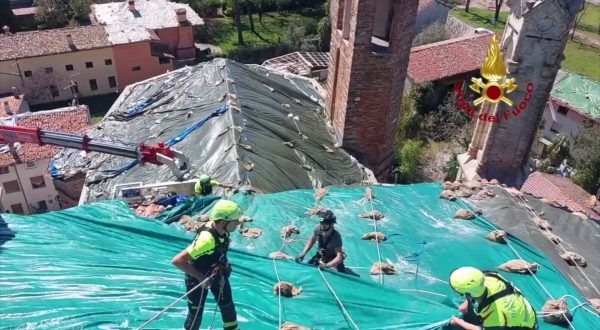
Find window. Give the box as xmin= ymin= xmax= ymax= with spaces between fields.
xmin=10 ymin=203 xmax=24 ymax=214
xmin=132 ymin=65 xmax=141 ymax=71
xmin=30 ymin=175 xmax=46 ymax=189
xmin=25 ymin=161 xmax=36 ymax=168
xmin=159 ymin=57 xmax=170 ymax=65
xmin=557 ymin=106 xmax=569 ymax=116
xmin=3 ymin=180 xmax=20 ymax=193
xmin=0 ymin=166 xmax=9 ymax=174
xmin=85 ymin=61 xmax=93 ymax=68
xmin=24 ymin=70 xmax=32 ymax=77
xmin=65 ymin=64 xmax=74 ymax=71
xmin=89 ymin=79 xmax=98 ymax=91
xmin=34 ymin=200 xmax=48 ymax=213
xmin=44 ymin=67 xmax=53 ymax=74
xmin=50 ymin=85 xmax=59 ymax=97
xmin=108 ymin=76 xmax=117 ymax=88
xmin=104 ymin=59 xmax=112 ymax=65
xmin=342 ymin=0 xmax=352 ymax=39
xmin=372 ymin=0 xmax=394 ymax=48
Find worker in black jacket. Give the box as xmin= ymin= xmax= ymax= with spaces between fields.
xmin=296 ymin=210 xmax=347 ymax=272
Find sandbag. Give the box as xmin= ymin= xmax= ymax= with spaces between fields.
xmin=533 ymin=217 xmax=552 ymax=231
xmin=360 ymin=210 xmax=384 ymax=220
xmin=269 ymin=251 xmax=293 ymax=260
xmin=314 ymin=188 xmax=328 ymax=201
xmin=454 ymin=209 xmax=476 ymax=220
xmin=240 ymin=227 xmax=263 ymax=239
xmin=370 ymin=262 xmax=397 ymax=275
xmin=273 ymin=281 xmax=302 ymax=298
xmin=463 ymin=180 xmax=481 ymax=190
xmin=543 ymin=231 xmax=561 ymax=244
xmin=442 ymin=181 xmax=453 ymax=190
xmin=281 ymin=225 xmax=300 ymax=240
xmin=497 ymin=259 xmax=540 ymax=274
xmin=440 ymin=190 xmax=456 ymax=201
xmin=456 ymin=189 xmax=473 ymax=198
xmin=486 ymin=230 xmax=508 ymax=244
xmin=364 ymin=186 xmax=375 ymax=201
xmin=588 ymin=298 xmax=600 ymax=315
xmin=560 ymin=251 xmax=587 ymax=267
xmin=361 ymin=232 xmax=386 ymax=242
xmin=541 ymin=298 xmax=572 ymax=325
xmin=280 ymin=322 xmax=310 ymax=330
xmin=305 ymin=205 xmax=326 ymax=216
xmin=477 ymin=189 xmax=496 ymax=198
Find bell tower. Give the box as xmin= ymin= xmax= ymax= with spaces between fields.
xmin=459 ymin=0 xmax=584 ymax=186
xmin=326 ymin=0 xmax=419 ymax=178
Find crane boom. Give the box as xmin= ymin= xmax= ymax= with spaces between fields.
xmin=0 ymin=125 xmax=190 ymax=180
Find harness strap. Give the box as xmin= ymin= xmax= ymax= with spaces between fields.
xmin=478 ymin=272 xmax=521 ymax=312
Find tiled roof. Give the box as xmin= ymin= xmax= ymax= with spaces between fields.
xmin=0 ymin=106 xmax=91 ymax=167
xmin=12 ymin=7 xmax=37 ymax=16
xmin=0 ymin=26 xmax=111 ymax=61
xmin=550 ymin=74 xmax=600 ymax=119
xmin=92 ymin=0 xmax=203 ymax=44
xmin=0 ymin=95 xmax=26 ymax=116
xmin=408 ymin=33 xmax=493 ymax=84
xmin=262 ymin=52 xmax=329 ymax=75
xmin=521 ymin=172 xmax=600 ymax=222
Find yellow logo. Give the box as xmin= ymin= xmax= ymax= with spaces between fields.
xmin=469 ymin=34 xmax=517 ymax=106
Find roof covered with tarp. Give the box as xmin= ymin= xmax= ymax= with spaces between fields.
xmin=2 ymin=183 xmax=599 ymax=329
xmin=550 ymin=74 xmax=600 ymax=119
xmin=52 ymin=59 xmax=368 ymax=202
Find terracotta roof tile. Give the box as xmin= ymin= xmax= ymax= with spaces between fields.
xmin=0 ymin=106 xmax=91 ymax=167
xmin=521 ymin=172 xmax=600 ymax=222
xmin=408 ymin=33 xmax=493 ymax=84
xmin=0 ymin=95 xmax=26 ymax=116
xmin=0 ymin=26 xmax=111 ymax=61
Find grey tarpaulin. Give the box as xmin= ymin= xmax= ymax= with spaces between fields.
xmin=52 ymin=59 xmax=369 ymax=202
xmin=467 ymin=186 xmax=600 ymax=300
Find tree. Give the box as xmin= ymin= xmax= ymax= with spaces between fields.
xmin=36 ymin=0 xmax=69 ymax=29
xmin=493 ymin=0 xmax=504 ymax=23
xmin=0 ymin=0 xmax=16 ymax=31
xmin=23 ymin=68 xmax=68 ymax=104
xmin=69 ymin=0 xmax=92 ymax=21
xmin=571 ymin=121 xmax=600 ymax=194
xmin=547 ymin=133 xmax=570 ymax=166
xmin=232 ymin=0 xmax=244 ymax=45
xmin=393 ymin=139 xmax=424 ymax=183
xmin=465 ymin=0 xmax=470 ymax=12
xmin=245 ymin=0 xmax=255 ymax=33
xmin=412 ymin=22 xmax=449 ymax=47
xmin=317 ymin=16 xmax=331 ymax=51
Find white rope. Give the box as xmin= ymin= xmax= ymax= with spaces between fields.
xmin=366 ymin=186 xmax=384 ymax=285
xmin=454 ymin=198 xmax=577 ymax=330
xmin=272 ymin=258 xmax=283 ymax=329
xmin=517 ymin=195 xmax=600 ymax=299
xmin=397 ymin=289 xmax=448 ymax=298
xmin=318 ymin=267 xmax=360 ymax=330
xmin=135 ymin=275 xmax=213 ymax=330
xmin=208 ymin=276 xmax=224 ymax=330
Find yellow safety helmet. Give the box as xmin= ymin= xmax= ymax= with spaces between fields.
xmin=449 ymin=267 xmax=486 ymax=298
xmin=199 ymin=174 xmax=211 ymax=184
xmin=210 ymin=200 xmax=241 ymax=221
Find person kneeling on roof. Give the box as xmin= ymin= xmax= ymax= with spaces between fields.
xmin=449 ymin=267 xmax=538 ymax=330
xmin=171 ymin=200 xmax=242 ymax=330
xmin=194 ymin=174 xmax=236 ymax=196
xmin=296 ymin=210 xmax=347 ymax=272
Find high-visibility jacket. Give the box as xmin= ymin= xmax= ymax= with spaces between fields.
xmin=476 ymin=272 xmax=537 ymax=330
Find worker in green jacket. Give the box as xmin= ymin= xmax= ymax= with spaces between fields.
xmin=171 ymin=200 xmax=242 ymax=330
xmin=449 ymin=267 xmax=538 ymax=330
xmin=194 ymin=174 xmax=235 ymax=196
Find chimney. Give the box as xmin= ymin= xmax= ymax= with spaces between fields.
xmin=4 ymin=101 xmax=13 ymax=116
xmin=66 ymin=33 xmax=74 ymax=47
xmin=11 ymin=87 xmax=20 ymax=98
xmin=176 ymin=8 xmax=187 ymax=23
xmin=2 ymin=25 xmax=10 ymax=36
xmin=128 ymin=0 xmax=135 ymax=12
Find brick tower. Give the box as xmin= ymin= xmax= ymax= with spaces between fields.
xmin=459 ymin=0 xmax=584 ymax=186
xmin=326 ymin=0 xmax=419 ymax=178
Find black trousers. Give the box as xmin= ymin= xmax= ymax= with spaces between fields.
xmin=184 ymin=274 xmax=239 ymax=330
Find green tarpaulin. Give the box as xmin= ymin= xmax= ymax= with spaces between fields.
xmin=1 ymin=184 xmax=598 ymax=329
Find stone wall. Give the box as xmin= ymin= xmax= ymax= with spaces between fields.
xmin=326 ymin=0 xmax=419 ymax=178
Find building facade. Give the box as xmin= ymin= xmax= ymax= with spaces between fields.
xmin=0 ymin=26 xmax=118 ymax=105
xmin=0 ymin=106 xmax=91 ymax=214
xmin=326 ymin=0 xmax=419 ymax=178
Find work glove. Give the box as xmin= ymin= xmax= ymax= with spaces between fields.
xmin=318 ymin=261 xmax=329 ymax=270
xmin=295 ymin=254 xmax=304 ymax=263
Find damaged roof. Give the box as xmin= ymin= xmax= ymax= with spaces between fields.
xmin=52 ymin=59 xmax=369 ymax=202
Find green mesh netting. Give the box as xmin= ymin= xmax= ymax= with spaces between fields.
xmin=1 ymin=183 xmax=598 ymax=329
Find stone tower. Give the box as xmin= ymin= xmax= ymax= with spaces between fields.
xmin=459 ymin=0 xmax=584 ymax=186
xmin=326 ymin=0 xmax=419 ymax=178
